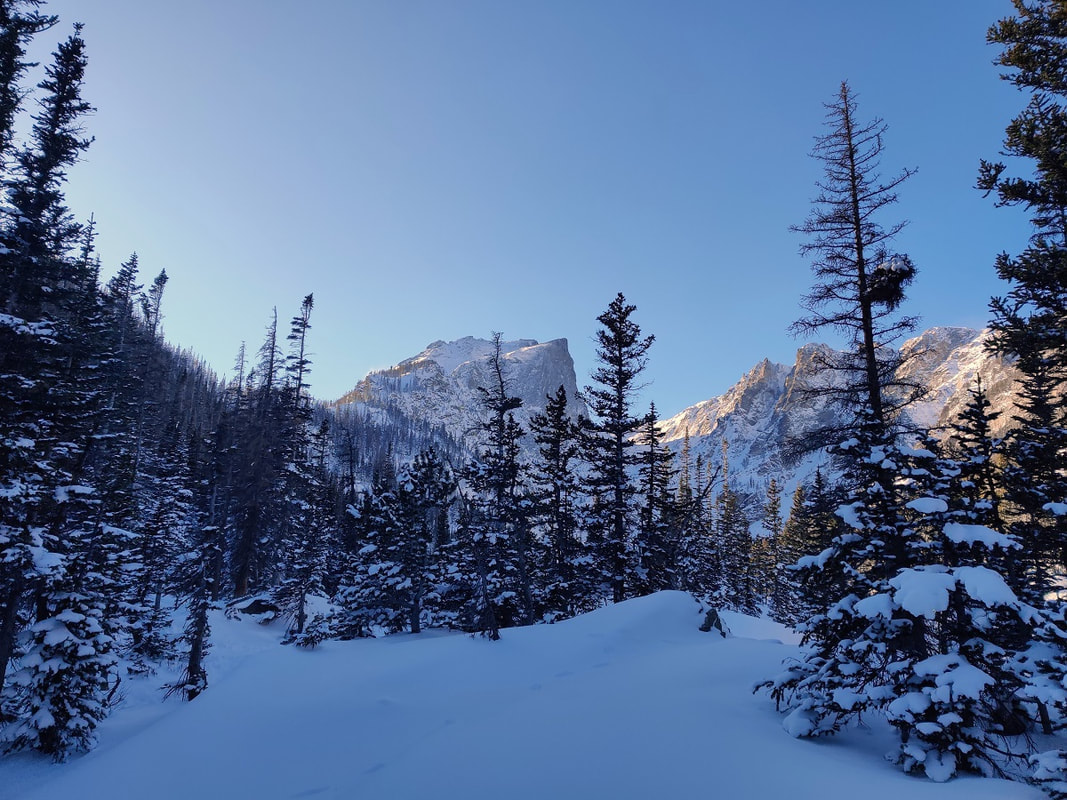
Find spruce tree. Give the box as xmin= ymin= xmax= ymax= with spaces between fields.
xmin=460 ymin=333 xmax=532 ymax=635
xmin=713 ymin=442 xmax=756 ymax=615
xmin=977 ymin=6 xmax=1067 ymax=779
xmin=635 ymin=402 xmax=678 ymax=595
xmin=528 ymin=385 xmax=586 ymax=618
xmin=583 ymin=293 xmax=654 ymax=604
xmin=789 ymin=81 xmax=919 ymax=438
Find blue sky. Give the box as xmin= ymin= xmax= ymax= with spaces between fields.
xmin=35 ymin=1 xmax=1032 ymax=416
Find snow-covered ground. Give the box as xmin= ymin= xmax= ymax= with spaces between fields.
xmin=5 ymin=592 xmax=1040 ymax=799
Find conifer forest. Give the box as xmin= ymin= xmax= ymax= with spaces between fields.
xmin=3 ymin=1 xmax=1067 ymax=796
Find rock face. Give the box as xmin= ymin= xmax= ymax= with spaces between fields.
xmin=334 ymin=336 xmax=586 ymax=454
xmin=658 ymin=327 xmax=1019 ymax=502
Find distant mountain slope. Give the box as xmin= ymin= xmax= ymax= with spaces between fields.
xmin=333 ymin=336 xmax=586 ymax=455
xmin=659 ymin=327 xmax=1019 ymax=502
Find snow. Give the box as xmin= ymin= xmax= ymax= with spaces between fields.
xmin=890 ymin=568 xmax=957 ymax=619
xmin=913 ymin=654 xmax=994 ymax=701
xmin=954 ymin=566 xmax=1018 ymax=606
xmin=404 ymin=335 xmax=539 ymax=376
xmin=855 ymin=592 xmax=895 ymax=620
xmin=907 ymin=497 xmax=949 ymax=514
xmin=943 ymin=522 xmax=1020 ymax=550
xmin=1044 ymin=502 xmax=1067 ymax=517
xmin=887 ymin=566 xmax=1018 ymax=619
xmin=52 ymin=485 xmax=95 ymax=503
xmin=837 ymin=502 xmax=863 ymax=529
xmin=0 ymin=314 xmax=55 ymax=338
xmin=6 ymin=592 xmax=1038 ymax=800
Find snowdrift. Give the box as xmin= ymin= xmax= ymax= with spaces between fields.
xmin=7 ymin=592 xmax=1039 ymax=799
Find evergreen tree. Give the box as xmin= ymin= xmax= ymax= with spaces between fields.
xmin=774 ymin=469 xmax=842 ymax=624
xmin=341 ymin=447 xmax=456 ymax=636
xmin=674 ymin=446 xmax=719 ymax=603
xmin=527 ymin=385 xmax=586 ymax=618
xmin=753 ymin=478 xmax=784 ymax=607
xmin=229 ymin=309 xmax=285 ymax=597
xmin=461 ymin=333 xmax=532 ymax=635
xmin=0 ymin=25 xmax=107 ymax=751
xmin=979 ymin=0 xmax=1067 ymax=602
xmin=0 ymin=2 xmax=55 ymax=172
xmin=979 ymin=0 xmax=1067 ymax=391
xmin=583 ymin=293 xmax=654 ymax=604
xmin=2 ymin=523 xmax=118 ymax=760
xmin=977 ymin=9 xmax=1067 ymax=780
xmin=789 ymin=81 xmax=920 ymax=438
xmin=635 ymin=402 xmax=678 ymax=595
xmin=714 ymin=442 xmax=756 ymax=614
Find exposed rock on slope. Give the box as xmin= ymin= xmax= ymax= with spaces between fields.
xmin=658 ymin=327 xmax=1018 ymax=500
xmin=334 ymin=336 xmax=586 ymax=454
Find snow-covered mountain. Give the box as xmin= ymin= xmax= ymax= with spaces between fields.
xmin=658 ymin=327 xmax=1019 ymax=502
xmin=334 ymin=336 xmax=586 ymax=454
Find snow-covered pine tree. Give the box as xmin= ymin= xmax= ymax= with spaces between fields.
xmin=764 ymin=414 xmax=928 ymax=738
xmin=229 ymin=309 xmax=286 ymax=598
xmin=978 ymin=7 xmax=1067 ymax=781
xmin=2 ymin=520 xmax=118 ymax=760
xmin=773 ymin=470 xmax=843 ymax=625
xmin=271 ymin=296 xmax=337 ymax=641
xmin=979 ymin=0 xmax=1067 ymax=604
xmin=461 ymin=333 xmax=533 ymax=636
xmin=752 ymin=478 xmax=783 ymax=608
xmin=763 ymin=82 xmax=950 ymax=774
xmin=340 ymin=446 xmax=456 ymax=637
xmin=878 ymin=433 xmax=1036 ymax=779
xmin=165 ymin=536 xmax=215 ymax=702
xmin=713 ymin=441 xmax=756 ymax=615
xmin=673 ymin=444 xmax=719 ymax=606
xmin=0 ymin=25 xmax=127 ymax=760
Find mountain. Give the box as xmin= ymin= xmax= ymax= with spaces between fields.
xmin=333 ymin=336 xmax=586 ymax=457
xmin=658 ymin=327 xmax=1019 ymax=504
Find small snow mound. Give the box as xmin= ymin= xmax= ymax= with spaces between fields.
xmin=557 ymin=591 xmax=704 ymax=641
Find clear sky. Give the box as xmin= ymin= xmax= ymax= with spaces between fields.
xmin=32 ymin=1 xmax=1033 ymax=416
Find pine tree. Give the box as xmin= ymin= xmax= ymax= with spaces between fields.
xmin=0 ymin=22 xmax=93 ymax=317
xmin=0 ymin=2 xmax=55 ymax=172
xmin=635 ymin=402 xmax=678 ymax=595
xmin=0 ymin=26 xmax=111 ymax=754
xmin=583 ymin=293 xmax=654 ymax=604
xmin=977 ymin=7 xmax=1067 ymax=782
xmin=774 ymin=469 xmax=842 ymax=624
xmin=979 ymin=0 xmax=1067 ymax=607
xmin=753 ymin=478 xmax=783 ymax=607
xmin=2 ymin=522 xmax=118 ymax=760
xmin=462 ymin=333 xmax=532 ymax=634
xmin=341 ymin=447 xmax=456 ymax=636
xmin=527 ymin=385 xmax=585 ymax=618
xmin=764 ymin=416 xmax=926 ymax=738
xmin=789 ymin=81 xmax=920 ymax=438
xmin=674 ymin=444 xmax=719 ymax=603
xmin=229 ymin=309 xmax=285 ymax=597
xmin=714 ymin=442 xmax=756 ymax=614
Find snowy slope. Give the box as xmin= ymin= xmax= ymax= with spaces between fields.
xmin=7 ymin=593 xmax=1038 ymax=800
